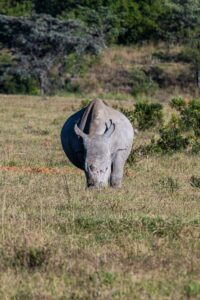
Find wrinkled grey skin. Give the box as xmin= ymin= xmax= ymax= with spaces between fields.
xmin=61 ymin=99 xmax=135 ymax=188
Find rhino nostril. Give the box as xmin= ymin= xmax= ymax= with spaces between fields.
xmin=89 ymin=164 xmax=95 ymax=172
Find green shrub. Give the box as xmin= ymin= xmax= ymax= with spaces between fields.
xmin=117 ymin=107 xmax=135 ymax=125
xmin=170 ymin=96 xmax=186 ymax=112
xmin=170 ymin=98 xmax=200 ymax=137
xmin=191 ymin=140 xmax=200 ymax=154
xmin=120 ymin=98 xmax=200 ymax=157
xmin=0 ymin=73 xmax=39 ymax=95
xmin=63 ymin=78 xmax=81 ymax=94
xmin=63 ymin=53 xmax=100 ymax=93
xmin=152 ymin=51 xmax=192 ymax=63
xmin=65 ymin=53 xmax=98 ymax=77
xmin=147 ymin=65 xmax=172 ymax=88
xmin=127 ymin=143 xmax=156 ymax=165
xmin=129 ymin=68 xmax=158 ymax=96
xmin=181 ymin=100 xmax=200 ymax=136
xmin=134 ymin=101 xmax=163 ymax=130
xmin=156 ymin=126 xmax=189 ymax=152
xmin=116 ymin=101 xmax=163 ymax=130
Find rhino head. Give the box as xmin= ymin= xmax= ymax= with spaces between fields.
xmin=74 ymin=121 xmax=115 ymax=188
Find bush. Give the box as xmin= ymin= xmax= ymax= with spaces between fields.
xmin=152 ymin=50 xmax=192 ymax=63
xmin=63 ymin=78 xmax=81 ymax=94
xmin=156 ymin=126 xmax=189 ymax=152
xmin=170 ymin=96 xmax=186 ymax=112
xmin=121 ymin=98 xmax=200 ymax=159
xmin=116 ymin=101 xmax=163 ymax=130
xmin=129 ymin=68 xmax=158 ymax=96
xmin=170 ymin=98 xmax=200 ymax=137
xmin=127 ymin=143 xmax=156 ymax=165
xmin=0 ymin=72 xmax=39 ymax=95
xmin=181 ymin=100 xmax=200 ymax=136
xmin=117 ymin=107 xmax=135 ymax=125
xmin=148 ymin=65 xmax=173 ymax=88
xmin=134 ymin=101 xmax=163 ymax=130
xmin=191 ymin=140 xmax=200 ymax=154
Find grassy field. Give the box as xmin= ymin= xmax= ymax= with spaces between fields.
xmin=0 ymin=94 xmax=200 ymax=300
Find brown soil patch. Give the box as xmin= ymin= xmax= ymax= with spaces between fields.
xmin=0 ymin=166 xmax=82 ymax=175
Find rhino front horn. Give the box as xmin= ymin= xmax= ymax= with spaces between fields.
xmin=74 ymin=123 xmax=88 ymax=140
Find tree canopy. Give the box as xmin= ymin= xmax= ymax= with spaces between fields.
xmin=0 ymin=0 xmax=200 ymax=94
xmin=0 ymin=13 xmax=104 ymax=94
xmin=1 ymin=0 xmax=200 ymax=44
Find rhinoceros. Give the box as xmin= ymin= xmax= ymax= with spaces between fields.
xmin=61 ymin=99 xmax=135 ymax=188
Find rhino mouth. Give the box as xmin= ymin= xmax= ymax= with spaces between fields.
xmin=87 ymin=181 xmax=107 ymax=189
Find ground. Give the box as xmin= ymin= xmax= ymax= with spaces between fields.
xmin=0 ymin=95 xmax=200 ymax=299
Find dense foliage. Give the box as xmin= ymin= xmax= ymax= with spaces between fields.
xmin=0 ymin=0 xmax=200 ymax=94
xmin=118 ymin=97 xmax=200 ymax=164
xmin=0 ymin=14 xmax=104 ymax=95
xmin=1 ymin=0 xmax=200 ymax=45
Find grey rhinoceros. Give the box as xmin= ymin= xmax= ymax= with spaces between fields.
xmin=61 ymin=99 xmax=135 ymax=188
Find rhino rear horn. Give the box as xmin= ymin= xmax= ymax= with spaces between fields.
xmin=74 ymin=123 xmax=88 ymax=140
xmin=104 ymin=120 xmax=115 ymax=138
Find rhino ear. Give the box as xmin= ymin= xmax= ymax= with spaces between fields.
xmin=104 ymin=120 xmax=115 ymax=138
xmin=74 ymin=123 xmax=88 ymax=140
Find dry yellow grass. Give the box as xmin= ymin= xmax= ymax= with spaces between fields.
xmin=74 ymin=44 xmax=196 ymax=101
xmin=0 ymin=95 xmax=200 ymax=299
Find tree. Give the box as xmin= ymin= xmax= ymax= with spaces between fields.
xmin=108 ymin=0 xmax=165 ymax=44
xmin=0 ymin=14 xmax=105 ymax=95
xmin=158 ymin=0 xmax=200 ymax=43
xmin=186 ymin=31 xmax=200 ymax=88
xmin=60 ymin=5 xmax=120 ymax=44
xmin=0 ymin=0 xmax=33 ymax=16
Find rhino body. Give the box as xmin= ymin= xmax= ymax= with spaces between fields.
xmin=61 ymin=99 xmax=134 ymax=188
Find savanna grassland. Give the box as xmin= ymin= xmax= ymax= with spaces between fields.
xmin=0 ymin=94 xmax=200 ymax=300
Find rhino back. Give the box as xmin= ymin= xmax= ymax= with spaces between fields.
xmin=61 ymin=107 xmax=86 ymax=170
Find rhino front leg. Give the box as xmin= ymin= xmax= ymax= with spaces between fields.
xmin=110 ymin=154 xmax=126 ymax=188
